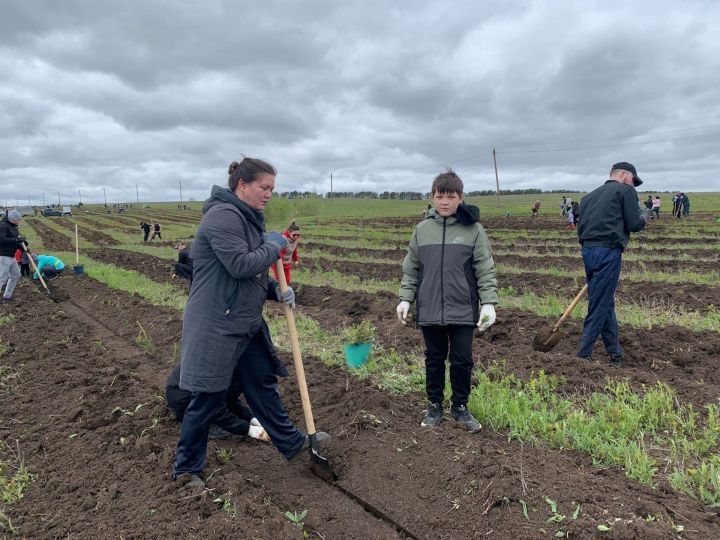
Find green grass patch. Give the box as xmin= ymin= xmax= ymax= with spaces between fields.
xmin=0 ymin=442 xmax=35 ymax=535
xmin=55 ymin=252 xmax=188 ymax=310
xmin=0 ymin=315 xmax=15 ymax=328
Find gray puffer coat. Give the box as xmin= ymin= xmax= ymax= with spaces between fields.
xmin=179 ymin=185 xmax=286 ymax=393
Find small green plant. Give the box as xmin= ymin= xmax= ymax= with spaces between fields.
xmin=213 ymin=492 xmax=237 ymax=517
xmin=0 ymin=314 xmax=15 ymax=328
xmin=0 ymin=341 xmax=8 ymax=359
xmin=342 ymin=320 xmax=376 ymax=345
xmin=135 ymin=322 xmax=156 ymax=354
xmin=285 ymin=509 xmax=308 ymax=529
xmin=216 ymin=447 xmax=234 ymax=464
xmin=169 ymin=342 xmax=180 ymax=365
xmin=0 ymin=365 xmax=19 ymax=392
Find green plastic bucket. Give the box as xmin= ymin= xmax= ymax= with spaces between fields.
xmin=344 ymin=342 xmax=372 ymax=368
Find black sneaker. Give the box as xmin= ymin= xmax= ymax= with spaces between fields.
xmin=176 ymin=473 xmax=205 ymax=488
xmin=451 ymin=405 xmax=482 ymax=433
xmin=300 ymin=431 xmax=331 ymax=450
xmin=1 ymin=297 xmax=12 ymax=303
xmin=577 ymin=355 xmax=593 ymax=362
xmin=609 ymin=355 xmax=623 ymax=366
xmin=421 ymin=402 xmax=443 ymax=428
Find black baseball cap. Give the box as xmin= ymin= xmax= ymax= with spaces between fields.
xmin=612 ymin=162 xmax=643 ymax=187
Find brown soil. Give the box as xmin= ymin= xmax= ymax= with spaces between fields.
xmin=52 ymin=217 xmax=121 ymax=246
xmin=3 ymin=276 xmax=720 ymax=538
xmin=5 ymin=212 xmax=719 ymax=538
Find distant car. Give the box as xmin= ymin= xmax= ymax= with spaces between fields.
xmin=62 ymin=206 xmax=72 ymax=216
xmin=42 ymin=207 xmax=62 ymax=217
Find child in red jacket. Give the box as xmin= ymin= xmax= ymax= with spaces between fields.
xmin=271 ymin=220 xmax=300 ymax=285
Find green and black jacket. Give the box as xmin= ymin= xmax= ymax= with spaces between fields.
xmin=399 ymin=204 xmax=498 ymax=326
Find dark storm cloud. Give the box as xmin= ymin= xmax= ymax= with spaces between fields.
xmin=1 ymin=0 xmax=720 ymax=205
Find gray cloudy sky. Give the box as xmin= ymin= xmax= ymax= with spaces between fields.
xmin=2 ymin=0 xmax=719 ymax=205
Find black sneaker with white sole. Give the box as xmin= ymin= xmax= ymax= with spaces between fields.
xmin=421 ymin=402 xmax=443 ymax=427
xmin=451 ymin=405 xmax=482 ymax=433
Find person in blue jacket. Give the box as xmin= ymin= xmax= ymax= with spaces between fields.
xmin=172 ymin=158 xmax=330 ymax=488
xmin=32 ymin=254 xmax=65 ymax=280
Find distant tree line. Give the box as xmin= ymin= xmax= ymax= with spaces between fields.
xmin=275 ymin=188 xmax=581 ymax=200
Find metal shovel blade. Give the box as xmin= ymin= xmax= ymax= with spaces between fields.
xmin=308 ymin=433 xmax=337 ymax=482
xmin=532 ymin=324 xmax=564 ymax=352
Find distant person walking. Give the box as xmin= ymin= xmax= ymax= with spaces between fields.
xmin=576 ymin=162 xmax=650 ymax=366
xmin=140 ymin=221 xmax=151 ymax=242
xmin=0 ymin=210 xmax=25 ymax=303
xmin=651 ymin=196 xmax=661 ymax=219
xmin=571 ymin=200 xmax=580 ymax=226
xmin=150 ymin=221 xmax=162 ymax=241
xmin=560 ymin=195 xmax=567 ymax=216
xmin=531 ymin=200 xmax=541 ymax=218
xmin=672 ymin=194 xmax=682 ymax=219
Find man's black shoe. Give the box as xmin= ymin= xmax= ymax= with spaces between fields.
xmin=421 ymin=402 xmax=443 ymax=428
xmin=451 ymin=405 xmax=482 ymax=433
xmin=609 ymin=355 xmax=623 ymax=366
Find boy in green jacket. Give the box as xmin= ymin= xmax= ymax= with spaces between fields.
xmin=397 ymin=169 xmax=498 ymax=432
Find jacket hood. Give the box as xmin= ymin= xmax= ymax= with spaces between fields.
xmin=456 ymin=203 xmax=480 ymax=225
xmin=426 ymin=203 xmax=480 ymax=225
xmin=203 ymin=185 xmax=265 ymax=231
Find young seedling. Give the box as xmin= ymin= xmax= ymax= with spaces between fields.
xmin=213 ymin=492 xmax=237 ymax=517
xmin=285 ymin=509 xmax=308 ymax=529
xmin=135 ymin=321 xmax=156 ymax=354
xmin=216 ymin=447 xmax=234 ymax=464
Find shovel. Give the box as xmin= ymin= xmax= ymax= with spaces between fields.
xmin=275 ymin=260 xmax=337 ymax=481
xmin=22 ymin=243 xmax=59 ymax=303
xmin=532 ymin=283 xmax=588 ymax=352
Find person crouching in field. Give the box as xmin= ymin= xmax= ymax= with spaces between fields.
xmin=32 ymin=254 xmax=65 ymax=280
xmin=270 ymin=220 xmax=301 ymax=286
xmin=165 ymin=363 xmax=269 ymax=442
xmin=172 ymin=242 xmax=193 ymax=283
xmin=396 ymin=169 xmax=498 ymax=433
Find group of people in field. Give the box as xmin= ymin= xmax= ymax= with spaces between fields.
xmin=1 ymin=157 xmax=653 ymax=491
xmin=0 ymin=210 xmax=66 ymax=303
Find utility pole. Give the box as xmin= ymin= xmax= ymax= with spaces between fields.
xmin=42 ymin=193 xmax=45 ymax=206
xmin=103 ymin=187 xmax=107 ymax=206
xmin=330 ymin=173 xmax=333 ymax=198
xmin=136 ymin=184 xmax=139 ymax=204
xmin=492 ymin=148 xmax=501 ymax=206
xmin=58 ymin=191 xmax=61 ymax=205
xmin=28 ymin=196 xmax=31 ymax=206
xmin=179 ymin=180 xmax=183 ymax=203
xmin=78 ymin=189 xmax=82 ymax=204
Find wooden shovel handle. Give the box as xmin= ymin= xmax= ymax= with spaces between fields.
xmin=552 ymin=283 xmax=588 ymax=332
xmin=21 ymin=243 xmax=51 ymax=293
xmin=275 ymin=259 xmax=317 ymax=435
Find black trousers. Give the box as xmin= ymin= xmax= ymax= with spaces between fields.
xmin=174 ymin=262 xmax=192 ymax=282
xmin=173 ymin=332 xmax=305 ymax=477
xmin=20 ymin=263 xmax=30 ymax=277
xmin=421 ymin=325 xmax=475 ymax=407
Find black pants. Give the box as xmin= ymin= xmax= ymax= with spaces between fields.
xmin=166 ymin=384 xmax=251 ymax=436
xmin=173 ymin=332 xmax=305 ymax=477
xmin=143 ymin=232 xmax=149 ymax=242
xmin=41 ymin=266 xmax=64 ymax=279
xmin=174 ymin=262 xmax=192 ymax=282
xmin=20 ymin=263 xmax=30 ymax=277
xmin=421 ymin=325 xmax=475 ymax=407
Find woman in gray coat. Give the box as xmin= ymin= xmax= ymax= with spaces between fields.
xmin=172 ymin=158 xmax=329 ymax=487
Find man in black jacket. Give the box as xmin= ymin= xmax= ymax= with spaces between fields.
xmin=576 ymin=162 xmax=650 ymax=365
xmin=0 ymin=210 xmax=25 ymax=302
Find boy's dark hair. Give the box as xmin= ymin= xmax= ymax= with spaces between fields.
xmin=431 ymin=168 xmax=463 ymax=196
xmin=228 ymin=157 xmax=277 ymax=190
xmin=287 ymin=220 xmax=300 ymax=232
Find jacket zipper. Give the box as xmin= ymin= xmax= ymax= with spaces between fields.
xmin=440 ymin=217 xmax=446 ymax=325
xmin=225 ymin=282 xmax=240 ymax=315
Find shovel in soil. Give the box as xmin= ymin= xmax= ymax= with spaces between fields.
xmin=532 ymin=283 xmax=588 ymax=352
xmin=275 ymin=260 xmax=337 ymax=481
xmin=21 ymin=243 xmax=59 ymax=303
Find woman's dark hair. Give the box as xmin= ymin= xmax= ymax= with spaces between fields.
xmin=228 ymin=157 xmax=277 ymax=190
xmin=287 ymin=219 xmax=300 ymax=232
xmin=431 ymin=168 xmax=463 ymax=196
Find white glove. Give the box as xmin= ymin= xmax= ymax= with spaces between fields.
xmin=248 ymin=425 xmax=270 ymax=442
xmin=250 ymin=417 xmax=261 ymax=427
xmin=477 ymin=304 xmax=496 ymax=332
xmin=396 ymin=301 xmax=410 ymax=324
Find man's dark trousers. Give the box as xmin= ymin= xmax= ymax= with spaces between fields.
xmin=421 ymin=325 xmax=475 ymax=407
xmin=577 ymin=247 xmax=623 ymax=359
xmin=173 ymin=390 xmax=225 ymax=477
